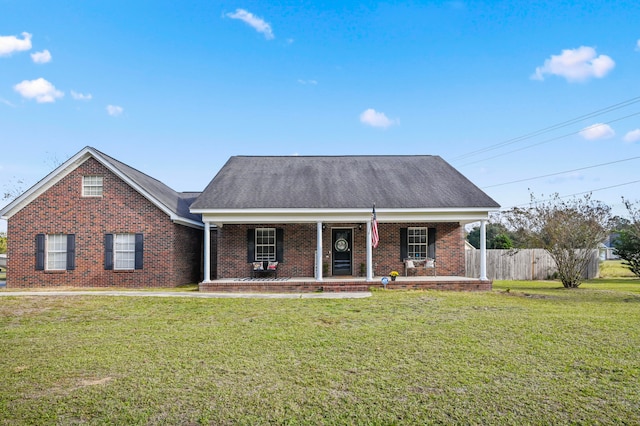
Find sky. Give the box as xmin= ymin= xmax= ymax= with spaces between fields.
xmin=2 ymin=0 xmax=640 ymax=232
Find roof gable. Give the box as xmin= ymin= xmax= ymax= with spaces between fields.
xmin=1 ymin=146 xmax=202 ymax=227
xmin=191 ymin=155 xmax=500 ymax=210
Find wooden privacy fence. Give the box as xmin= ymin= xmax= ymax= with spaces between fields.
xmin=465 ymin=249 xmax=599 ymax=280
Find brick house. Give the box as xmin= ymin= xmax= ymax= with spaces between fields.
xmin=190 ymin=155 xmax=500 ymax=291
xmin=0 ymin=147 xmax=203 ymax=288
xmin=1 ymin=149 xmax=499 ymax=291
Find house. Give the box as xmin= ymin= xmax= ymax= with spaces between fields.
xmin=0 ymin=147 xmax=203 ymax=288
xmin=190 ymin=155 xmax=500 ymax=291
xmin=1 ymin=149 xmax=499 ymax=291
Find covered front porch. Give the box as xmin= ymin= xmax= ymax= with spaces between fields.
xmin=199 ymin=275 xmax=492 ymax=293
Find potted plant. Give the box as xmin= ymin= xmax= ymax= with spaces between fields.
xmin=389 ymin=270 xmax=399 ymax=281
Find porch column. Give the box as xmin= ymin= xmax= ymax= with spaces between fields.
xmin=203 ymin=221 xmax=211 ymax=283
xmin=316 ymin=222 xmax=323 ymax=281
xmin=366 ymin=220 xmax=373 ymax=281
xmin=480 ymin=220 xmax=488 ymax=281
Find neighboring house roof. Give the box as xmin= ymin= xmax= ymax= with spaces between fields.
xmin=191 ymin=155 xmax=500 ymax=224
xmin=0 ymin=146 xmax=203 ymax=228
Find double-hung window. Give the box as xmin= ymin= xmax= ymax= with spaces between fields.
xmin=82 ymin=176 xmax=103 ymax=197
xmin=35 ymin=234 xmax=76 ymax=271
xmin=114 ymin=234 xmax=136 ymax=270
xmin=255 ymin=228 xmax=276 ymax=261
xmin=407 ymin=227 xmax=428 ymax=259
xmin=104 ymin=233 xmax=143 ymax=270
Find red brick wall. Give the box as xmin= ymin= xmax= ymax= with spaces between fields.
xmin=216 ymin=222 xmax=464 ymax=279
xmin=6 ymin=158 xmax=202 ymax=288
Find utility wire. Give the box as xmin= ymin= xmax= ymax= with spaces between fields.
xmin=451 ymin=95 xmax=640 ymax=162
xmin=505 ymin=179 xmax=640 ymax=209
xmin=458 ymin=111 xmax=640 ymax=167
xmin=482 ymin=156 xmax=640 ymax=189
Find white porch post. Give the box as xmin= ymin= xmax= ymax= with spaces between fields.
xmin=203 ymin=221 xmax=211 ymax=283
xmin=366 ymin=220 xmax=374 ymax=281
xmin=480 ymin=220 xmax=488 ymax=281
xmin=316 ymin=222 xmax=323 ymax=281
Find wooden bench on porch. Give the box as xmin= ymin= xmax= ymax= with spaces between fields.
xmin=404 ymin=258 xmax=436 ymax=276
xmin=251 ymin=261 xmax=279 ymax=278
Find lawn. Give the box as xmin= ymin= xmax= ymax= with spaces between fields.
xmin=1 ymin=280 xmax=639 ymax=424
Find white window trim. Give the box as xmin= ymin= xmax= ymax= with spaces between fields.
xmin=46 ymin=234 xmax=67 ymax=271
xmin=407 ymin=227 xmax=428 ymax=259
xmin=255 ymin=228 xmax=276 ymax=262
xmin=114 ymin=233 xmax=135 ymax=270
xmin=82 ymin=175 xmax=103 ymax=197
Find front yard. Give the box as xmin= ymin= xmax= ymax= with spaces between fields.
xmin=1 ymin=280 xmax=639 ymax=424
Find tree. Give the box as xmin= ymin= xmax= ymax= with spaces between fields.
xmin=0 ymin=232 xmax=6 ymax=254
xmin=501 ymin=194 xmax=612 ymax=288
xmin=613 ymin=199 xmax=640 ymax=278
xmin=467 ymin=223 xmax=518 ymax=249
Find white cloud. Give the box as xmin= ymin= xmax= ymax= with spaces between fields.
xmin=297 ymin=79 xmax=317 ymax=85
xmin=359 ymin=108 xmax=398 ymax=129
xmin=71 ymin=90 xmax=92 ymax=101
xmin=532 ymin=46 xmax=615 ymax=82
xmin=31 ymin=49 xmax=51 ymax=64
xmin=106 ymin=105 xmax=123 ymax=117
xmin=226 ymin=9 xmax=274 ymax=40
xmin=623 ymin=129 xmax=640 ymax=143
xmin=0 ymin=32 xmax=32 ymax=56
xmin=636 ymin=39 xmax=640 ymax=51
xmin=13 ymin=78 xmax=63 ymax=103
xmin=579 ymin=123 xmax=615 ymax=140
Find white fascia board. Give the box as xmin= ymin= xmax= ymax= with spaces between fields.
xmin=196 ymin=207 xmax=498 ymax=225
xmin=172 ymin=217 xmax=205 ymax=229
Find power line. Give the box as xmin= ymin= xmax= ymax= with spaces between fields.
xmin=451 ymin=95 xmax=640 ymax=162
xmin=458 ymin=110 xmax=640 ymax=167
xmin=482 ymin=156 xmax=640 ymax=189
xmin=505 ymin=179 xmax=640 ymax=209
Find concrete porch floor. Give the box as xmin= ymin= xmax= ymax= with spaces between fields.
xmin=199 ymin=276 xmax=492 ymax=293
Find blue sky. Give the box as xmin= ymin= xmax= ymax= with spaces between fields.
xmin=2 ymin=1 xmax=640 ymax=232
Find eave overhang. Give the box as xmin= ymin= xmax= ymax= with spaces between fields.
xmin=191 ymin=207 xmax=499 ymax=226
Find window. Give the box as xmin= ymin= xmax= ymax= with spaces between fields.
xmin=115 ymin=234 xmax=136 ymax=270
xmin=255 ymin=228 xmax=276 ymax=261
xmin=400 ymin=227 xmax=436 ymax=261
xmin=104 ymin=233 xmax=143 ymax=270
xmin=36 ymin=234 xmax=76 ymax=271
xmin=247 ymin=228 xmax=283 ymax=263
xmin=47 ymin=234 xmax=67 ymax=270
xmin=408 ymin=227 xmax=427 ymax=259
xmin=82 ymin=176 xmax=103 ymax=197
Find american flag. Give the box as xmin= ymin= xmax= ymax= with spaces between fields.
xmin=371 ymin=205 xmax=379 ymax=248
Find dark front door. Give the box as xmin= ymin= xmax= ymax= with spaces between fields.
xmin=332 ymin=229 xmax=352 ymax=276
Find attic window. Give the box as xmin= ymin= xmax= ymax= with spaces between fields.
xmin=82 ymin=176 xmax=103 ymax=197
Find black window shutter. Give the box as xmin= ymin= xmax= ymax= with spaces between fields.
xmin=134 ymin=233 xmax=144 ymax=269
xmin=36 ymin=234 xmax=45 ymax=270
xmin=247 ymin=228 xmax=255 ymax=262
xmin=66 ymin=234 xmax=76 ymax=270
xmin=400 ymin=228 xmax=408 ymax=261
xmin=276 ymin=228 xmax=284 ymax=262
xmin=104 ymin=234 xmax=114 ymax=270
xmin=428 ymin=228 xmax=436 ymax=259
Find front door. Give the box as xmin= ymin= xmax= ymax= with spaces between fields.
xmin=332 ymin=228 xmax=352 ymax=276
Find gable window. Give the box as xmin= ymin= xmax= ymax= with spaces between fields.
xmin=104 ymin=233 xmax=143 ymax=270
xmin=400 ymin=227 xmax=436 ymax=260
xmin=247 ymin=228 xmax=284 ymax=263
xmin=82 ymin=176 xmax=103 ymax=197
xmin=35 ymin=234 xmax=76 ymax=271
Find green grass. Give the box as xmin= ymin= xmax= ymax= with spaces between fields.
xmin=600 ymin=259 xmax=637 ymax=278
xmin=1 ymin=281 xmax=640 ymax=424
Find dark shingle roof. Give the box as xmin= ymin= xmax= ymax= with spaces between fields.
xmin=93 ymin=148 xmax=202 ymax=223
xmin=191 ymin=156 xmax=500 ymax=210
